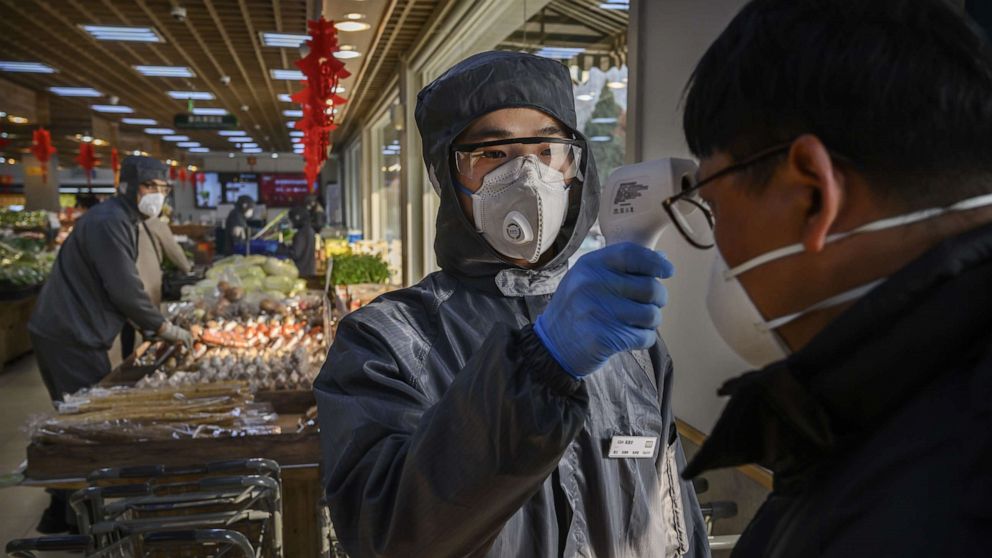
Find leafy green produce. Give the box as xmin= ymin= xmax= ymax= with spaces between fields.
xmin=331 ymin=253 xmax=390 ymax=285
xmin=0 ymin=242 xmax=55 ymax=289
xmin=0 ymin=209 xmax=49 ymax=229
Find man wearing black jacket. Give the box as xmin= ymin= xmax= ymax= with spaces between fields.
xmin=675 ymin=1 xmax=992 ymax=556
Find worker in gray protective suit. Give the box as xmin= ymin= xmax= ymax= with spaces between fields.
xmin=314 ymin=51 xmax=708 ymax=558
xmin=28 ymin=155 xmax=193 ymax=534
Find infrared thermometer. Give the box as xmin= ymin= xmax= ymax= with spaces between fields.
xmin=599 ymin=158 xmax=699 ymax=247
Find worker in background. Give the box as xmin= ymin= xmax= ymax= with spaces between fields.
xmin=314 ymin=51 xmax=707 ymax=558
xmin=224 ymin=194 xmax=255 ymax=254
xmin=288 ymin=205 xmax=315 ymax=277
xmin=28 ymin=155 xmax=193 ymax=533
xmin=304 ymin=194 xmax=326 ymax=230
xmin=678 ymin=1 xmax=992 ymax=556
xmin=120 ymin=212 xmax=193 ymax=359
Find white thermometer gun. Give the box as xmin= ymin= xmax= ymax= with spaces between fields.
xmin=599 ymin=158 xmax=699 ymax=247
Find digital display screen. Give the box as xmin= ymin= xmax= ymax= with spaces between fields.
xmin=259 ymin=173 xmax=312 ymax=207
xmin=219 ymin=173 xmax=260 ymax=204
xmin=195 ymin=172 xmax=223 ymax=208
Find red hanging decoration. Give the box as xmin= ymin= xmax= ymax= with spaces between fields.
xmin=30 ymin=128 xmax=57 ymax=184
xmin=76 ymin=142 xmax=99 ymax=188
xmin=178 ymin=167 xmax=187 ymax=183
xmin=197 ymin=171 xmax=206 ymax=184
xmin=169 ymin=165 xmax=178 ymax=181
xmin=293 ymin=16 xmax=350 ymax=191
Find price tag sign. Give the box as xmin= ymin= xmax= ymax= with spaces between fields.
xmin=608 ymin=436 xmax=658 ymax=459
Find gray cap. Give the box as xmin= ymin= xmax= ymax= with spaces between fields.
xmin=119 ymin=156 xmax=168 ymax=201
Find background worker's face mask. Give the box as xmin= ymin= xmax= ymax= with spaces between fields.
xmin=707 ymin=191 xmax=992 ymax=368
xmin=452 ymin=136 xmax=584 ymax=264
xmin=138 ymin=192 xmax=165 ymax=218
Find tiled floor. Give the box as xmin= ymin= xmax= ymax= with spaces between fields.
xmin=0 ymin=338 xmax=125 ymax=555
xmin=0 ymin=354 xmax=76 ymax=557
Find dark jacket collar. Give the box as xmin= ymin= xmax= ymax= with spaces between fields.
xmin=684 ymin=220 xmax=992 ymax=481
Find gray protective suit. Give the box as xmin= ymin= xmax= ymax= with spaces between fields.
xmin=314 ymin=51 xmax=708 ymax=558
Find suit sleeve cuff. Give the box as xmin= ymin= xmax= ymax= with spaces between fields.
xmin=518 ymin=324 xmax=583 ymax=397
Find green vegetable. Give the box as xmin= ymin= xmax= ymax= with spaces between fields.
xmin=331 ymin=253 xmax=390 ymax=285
xmin=263 ymin=275 xmax=295 ymax=294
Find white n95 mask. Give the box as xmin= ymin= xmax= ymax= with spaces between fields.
xmin=138 ymin=192 xmax=165 ymax=218
xmin=706 ymin=191 xmax=992 ymax=368
xmin=466 ymin=155 xmax=570 ymax=263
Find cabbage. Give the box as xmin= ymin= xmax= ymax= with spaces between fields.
xmin=235 ymin=265 xmax=266 ymax=280
xmin=240 ymin=276 xmax=264 ymax=292
xmin=263 ymin=258 xmax=299 ymax=279
xmin=263 ymin=275 xmax=295 ymax=294
xmin=243 ymin=255 xmax=268 ymax=265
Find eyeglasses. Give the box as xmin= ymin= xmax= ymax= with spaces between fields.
xmin=662 ymin=142 xmax=796 ymax=249
xmin=141 ymin=180 xmax=172 ymax=195
xmin=451 ymin=136 xmax=585 ymax=182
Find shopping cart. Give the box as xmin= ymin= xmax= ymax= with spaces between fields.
xmin=6 ymin=528 xmax=255 ymax=557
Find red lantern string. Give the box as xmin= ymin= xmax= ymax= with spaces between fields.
xmin=169 ymin=165 xmax=178 ymax=181
xmin=293 ymin=16 xmax=350 ymax=191
xmin=31 ymin=129 xmax=57 ymax=184
xmin=179 ymin=167 xmax=187 ymax=183
xmin=76 ymin=143 xmax=100 ymax=189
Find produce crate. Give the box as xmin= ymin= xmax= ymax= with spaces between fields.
xmin=0 ymin=292 xmax=38 ymax=365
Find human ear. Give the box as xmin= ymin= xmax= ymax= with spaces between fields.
xmin=787 ymin=134 xmax=845 ymax=253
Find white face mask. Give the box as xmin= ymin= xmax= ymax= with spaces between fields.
xmin=244 ymin=208 xmax=254 ymax=219
xmin=707 ymin=191 xmax=992 ymax=368
xmin=467 ymin=155 xmax=570 ymax=264
xmin=138 ymin=192 xmax=165 ymax=218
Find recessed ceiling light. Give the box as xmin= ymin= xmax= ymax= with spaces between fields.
xmin=162 ymin=135 xmax=190 ymax=141
xmin=191 ymin=107 xmax=228 ymax=115
xmin=333 ymin=49 xmax=361 ymax=60
xmin=122 ymin=118 xmax=157 ymax=125
xmin=227 ymin=136 xmax=253 ymax=143
xmin=168 ymin=91 xmax=215 ymax=100
xmin=240 ymin=143 xmax=258 ymax=148
xmin=278 ymin=93 xmax=293 ymax=103
xmin=134 ymin=65 xmax=194 ymax=78
xmin=292 ymin=137 xmax=302 ymax=143
xmin=49 ymin=87 xmax=102 ymax=97
xmin=144 ymin=128 xmax=175 ymax=135
xmin=218 ymin=130 xmax=247 ymax=136
xmin=260 ymin=32 xmax=309 ymax=48
xmin=289 ymin=131 xmax=304 ymax=137
xmin=0 ymin=61 xmax=56 ymax=73
xmin=189 ymin=147 xmax=210 ymax=153
xmin=80 ymin=25 xmax=163 ymax=43
xmin=242 ymin=148 xmax=263 ymax=154
xmin=176 ymin=142 xmax=200 ymax=147
xmin=271 ymin=153 xmax=279 ymax=159
xmin=8 ymin=116 xmax=28 ymax=124
xmin=335 ymin=21 xmax=371 ymax=32
xmin=91 ymin=104 xmax=134 ymax=113
xmin=283 ymin=109 xmax=303 ymax=118
xmin=286 ymin=121 xmax=297 ymax=128
xmin=270 ymin=69 xmax=305 ymax=80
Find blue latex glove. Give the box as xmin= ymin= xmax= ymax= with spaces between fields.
xmin=534 ymin=242 xmax=674 ymax=378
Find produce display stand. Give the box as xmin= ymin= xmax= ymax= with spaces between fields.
xmin=0 ymin=286 xmax=39 ymax=366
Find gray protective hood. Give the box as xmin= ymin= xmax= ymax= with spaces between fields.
xmin=118 ymin=155 xmax=168 ymax=203
xmin=415 ymin=51 xmax=600 ymax=294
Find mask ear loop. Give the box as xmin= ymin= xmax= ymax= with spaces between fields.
xmin=756 ymin=278 xmax=886 ymax=332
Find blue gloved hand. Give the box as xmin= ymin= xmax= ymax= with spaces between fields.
xmin=534 ymin=242 xmax=674 ymax=379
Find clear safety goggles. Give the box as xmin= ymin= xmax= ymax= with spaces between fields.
xmin=451 ymin=137 xmax=585 ymax=182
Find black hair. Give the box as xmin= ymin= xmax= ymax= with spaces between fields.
xmin=683 ymin=0 xmax=992 ymax=207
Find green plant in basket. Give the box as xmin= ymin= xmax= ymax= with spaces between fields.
xmin=331 ymin=253 xmax=390 ymax=285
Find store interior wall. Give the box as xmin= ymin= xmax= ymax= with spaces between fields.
xmin=628 ymin=0 xmax=750 ymax=436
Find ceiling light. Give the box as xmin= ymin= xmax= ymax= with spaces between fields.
xmin=242 ymin=148 xmax=263 ymax=154
xmin=189 ymin=147 xmax=210 ymax=153
xmin=134 ymin=65 xmax=194 ymax=77
xmin=292 ymin=138 xmax=302 ymax=144
xmin=218 ymin=130 xmax=247 ymax=136
xmin=289 ymin=131 xmax=304 ymax=137
xmin=286 ymin=121 xmax=297 ymax=128
xmin=228 ymin=153 xmax=235 ymax=158
xmin=227 ymin=136 xmax=252 ymax=143
xmin=589 ymin=135 xmax=611 ymax=142
xmin=8 ymin=116 xmax=29 ymax=124
xmin=535 ymin=47 xmax=585 ymax=60
xmin=81 ymin=25 xmax=163 ymax=43
xmin=92 ymin=138 xmax=108 ymax=146
xmin=176 ymin=142 xmax=200 ymax=147
xmin=333 ymin=48 xmax=361 ymax=60
xmin=0 ymin=61 xmax=56 ymax=73
xmin=191 ymin=107 xmax=228 ymax=115
xmin=271 ymin=153 xmax=279 ymax=159
xmin=260 ymin=32 xmax=308 ymax=48
xmin=91 ymin=104 xmax=134 ymax=113
xmin=145 ymin=128 xmax=175 ymax=135
xmin=606 ymin=81 xmax=626 ymax=89
xmin=575 ymin=93 xmax=594 ymax=102
xmin=590 ymin=117 xmax=618 ymax=124
xmin=49 ymin=87 xmax=102 ymax=97
xmin=283 ymin=109 xmax=303 ymax=118
xmin=239 ymin=142 xmax=257 ymax=148
xmin=335 ymin=21 xmax=371 ymax=32
xmin=80 ymin=135 xmax=93 ymax=143
xmin=278 ymin=93 xmax=293 ymax=102
xmin=167 ymin=91 xmax=215 ymax=100
xmin=162 ymin=135 xmax=190 ymax=141
xmin=270 ymin=69 xmax=305 ymax=80
xmin=122 ymin=118 xmax=156 ymax=125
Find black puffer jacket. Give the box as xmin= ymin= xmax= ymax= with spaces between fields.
xmin=684 ymin=221 xmax=992 ymax=557
xmin=314 ymin=51 xmax=708 ymax=558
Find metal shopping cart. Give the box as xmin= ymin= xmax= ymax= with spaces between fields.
xmin=6 ymin=528 xmax=256 ymax=557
